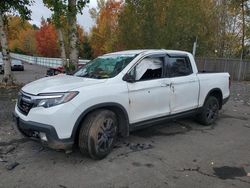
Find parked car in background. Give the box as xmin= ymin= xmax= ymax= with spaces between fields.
xmin=78 ymin=59 xmax=90 ymax=69
xmin=14 ymin=49 xmax=230 ymax=160
xmin=46 ymin=66 xmax=65 ymax=76
xmin=46 ymin=60 xmax=90 ymax=77
xmin=11 ymin=59 xmax=24 ymax=71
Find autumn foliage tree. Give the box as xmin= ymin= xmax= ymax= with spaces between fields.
xmin=117 ymin=0 xmax=219 ymax=56
xmin=10 ymin=28 xmax=37 ymax=55
xmin=8 ymin=16 xmax=37 ymax=55
xmin=7 ymin=16 xmax=32 ymax=42
xmin=90 ymin=0 xmax=123 ymax=57
xmin=35 ymin=19 xmax=59 ymax=57
xmin=43 ymin=0 xmax=68 ymax=66
xmin=88 ymin=0 xmax=250 ymax=59
xmin=42 ymin=0 xmax=89 ymax=71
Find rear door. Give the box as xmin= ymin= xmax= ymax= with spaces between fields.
xmin=127 ymin=54 xmax=172 ymax=123
xmin=166 ymin=56 xmax=200 ymax=114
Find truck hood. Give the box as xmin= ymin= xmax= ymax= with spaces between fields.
xmin=22 ymin=75 xmax=107 ymax=95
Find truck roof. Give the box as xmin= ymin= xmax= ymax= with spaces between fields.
xmin=105 ymin=49 xmax=191 ymax=56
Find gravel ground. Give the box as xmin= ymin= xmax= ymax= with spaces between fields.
xmin=0 ymin=64 xmax=250 ymax=188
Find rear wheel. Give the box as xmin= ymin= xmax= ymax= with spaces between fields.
xmin=78 ymin=110 xmax=118 ymax=160
xmin=197 ymin=96 xmax=219 ymax=126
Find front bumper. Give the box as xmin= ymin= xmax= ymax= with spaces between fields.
xmin=13 ymin=112 xmax=73 ymax=150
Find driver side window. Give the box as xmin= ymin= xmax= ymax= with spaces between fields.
xmin=130 ymin=56 xmax=164 ymax=81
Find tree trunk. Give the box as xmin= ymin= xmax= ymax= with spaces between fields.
xmin=68 ymin=0 xmax=79 ymax=70
xmin=0 ymin=12 xmax=13 ymax=84
xmin=219 ymin=0 xmax=227 ymax=57
xmin=57 ymin=28 xmax=67 ymax=67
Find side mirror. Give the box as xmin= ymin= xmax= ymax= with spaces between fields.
xmin=123 ymin=73 xmax=135 ymax=83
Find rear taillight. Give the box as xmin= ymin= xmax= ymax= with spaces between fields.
xmin=229 ymin=76 xmax=231 ymax=89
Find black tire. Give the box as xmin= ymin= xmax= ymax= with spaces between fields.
xmin=196 ymin=96 xmax=219 ymax=126
xmin=78 ymin=109 xmax=118 ymax=160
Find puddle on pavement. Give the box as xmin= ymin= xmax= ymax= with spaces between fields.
xmin=213 ymin=166 xmax=247 ymax=179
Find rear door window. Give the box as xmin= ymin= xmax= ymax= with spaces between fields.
xmin=167 ymin=57 xmax=193 ymax=77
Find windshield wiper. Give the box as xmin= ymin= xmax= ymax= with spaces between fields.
xmin=78 ymin=73 xmax=98 ymax=79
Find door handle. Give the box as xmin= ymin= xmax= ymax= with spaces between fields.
xmin=161 ymin=83 xmax=171 ymax=87
xmin=188 ymin=79 xmax=196 ymax=83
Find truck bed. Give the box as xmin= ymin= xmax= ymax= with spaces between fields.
xmin=198 ymin=70 xmax=226 ymax=74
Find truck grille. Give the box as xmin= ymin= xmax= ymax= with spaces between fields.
xmin=17 ymin=92 xmax=34 ymax=115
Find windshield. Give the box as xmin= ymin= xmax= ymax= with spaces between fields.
xmin=74 ymin=54 xmax=137 ymax=79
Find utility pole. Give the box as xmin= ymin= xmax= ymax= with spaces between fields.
xmin=192 ymin=36 xmax=198 ymax=57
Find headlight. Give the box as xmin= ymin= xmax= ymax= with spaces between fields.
xmin=33 ymin=91 xmax=79 ymax=108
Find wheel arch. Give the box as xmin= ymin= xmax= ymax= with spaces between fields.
xmin=203 ymin=88 xmax=223 ymax=109
xmin=71 ymin=102 xmax=130 ymax=143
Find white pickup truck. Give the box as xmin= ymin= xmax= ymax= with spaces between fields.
xmin=14 ymin=49 xmax=230 ymax=159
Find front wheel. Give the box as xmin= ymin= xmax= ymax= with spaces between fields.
xmin=78 ymin=110 xmax=118 ymax=160
xmin=196 ymin=96 xmax=219 ymax=126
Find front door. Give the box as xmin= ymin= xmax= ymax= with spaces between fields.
xmin=127 ymin=55 xmax=171 ymax=123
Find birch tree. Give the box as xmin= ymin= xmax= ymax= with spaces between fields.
xmin=0 ymin=0 xmax=32 ymax=84
xmin=67 ymin=0 xmax=89 ymax=70
xmin=43 ymin=0 xmax=67 ymax=67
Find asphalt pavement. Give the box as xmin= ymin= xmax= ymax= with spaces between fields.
xmin=0 ymin=63 xmax=250 ymax=188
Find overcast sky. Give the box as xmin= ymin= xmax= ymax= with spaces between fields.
xmin=29 ymin=0 xmax=97 ymax=32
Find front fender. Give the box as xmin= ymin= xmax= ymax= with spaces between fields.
xmin=71 ymin=102 xmax=130 ymax=141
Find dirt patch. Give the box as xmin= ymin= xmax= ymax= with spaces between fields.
xmin=220 ymin=114 xmax=249 ymax=121
xmin=132 ymin=162 xmax=154 ymax=168
xmin=0 ymin=138 xmax=30 ymax=147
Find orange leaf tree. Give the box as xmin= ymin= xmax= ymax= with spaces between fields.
xmin=35 ymin=19 xmax=60 ymax=57
xmin=8 ymin=16 xmax=37 ymax=55
xmin=90 ymin=0 xmax=123 ymax=57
